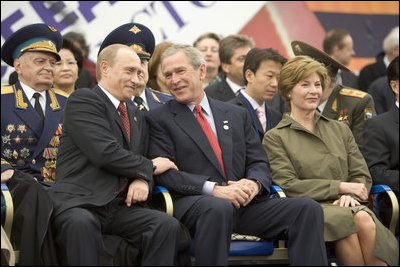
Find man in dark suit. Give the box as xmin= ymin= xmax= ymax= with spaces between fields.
xmin=48 ymin=44 xmax=183 ymax=265
xmin=230 ymin=48 xmax=286 ymax=140
xmin=205 ymin=34 xmax=254 ymax=101
xmin=98 ymin=23 xmax=172 ymax=112
xmin=362 ymin=56 xmax=399 ymax=234
xmin=146 ymin=44 xmax=328 ymax=266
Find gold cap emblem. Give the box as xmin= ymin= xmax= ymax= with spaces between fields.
xmin=48 ymin=25 xmax=58 ymax=32
xmin=294 ymin=44 xmax=302 ymax=53
xmin=129 ymin=25 xmax=141 ymax=34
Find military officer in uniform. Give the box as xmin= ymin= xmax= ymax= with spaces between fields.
xmin=98 ymin=23 xmax=172 ymax=111
xmin=1 ymin=23 xmax=65 ymax=265
xmin=291 ymin=41 xmax=376 ymax=151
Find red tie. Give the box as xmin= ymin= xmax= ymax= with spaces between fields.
xmin=195 ymin=105 xmax=226 ymax=177
xmin=118 ymin=102 xmax=130 ymax=141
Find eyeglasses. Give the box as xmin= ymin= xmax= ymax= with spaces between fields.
xmin=54 ymin=59 xmax=78 ymax=67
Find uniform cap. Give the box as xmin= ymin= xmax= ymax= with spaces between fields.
xmin=1 ymin=23 xmax=62 ymax=66
xmin=98 ymin=23 xmax=155 ymax=60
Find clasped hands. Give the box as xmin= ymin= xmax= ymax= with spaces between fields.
xmin=125 ymin=157 xmax=178 ymax=207
xmin=333 ymin=182 xmax=368 ymax=207
xmin=213 ymin=179 xmax=260 ymax=208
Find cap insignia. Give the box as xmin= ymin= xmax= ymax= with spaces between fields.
xmin=294 ymin=44 xmax=302 ymax=53
xmin=48 ymin=25 xmax=58 ymax=32
xmin=129 ymin=25 xmax=141 ymax=34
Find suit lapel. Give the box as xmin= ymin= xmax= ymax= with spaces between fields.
xmin=209 ymin=98 xmax=232 ymax=178
xmin=323 ymin=87 xmax=340 ymax=119
xmin=93 ymin=86 xmax=131 ymax=146
xmin=171 ymin=100 xmax=226 ymax=177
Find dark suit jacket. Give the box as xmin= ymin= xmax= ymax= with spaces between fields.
xmin=368 ymin=76 xmax=396 ymax=114
xmin=145 ymin=97 xmax=271 ymax=219
xmin=358 ymin=52 xmax=387 ymax=92
xmin=49 ymin=86 xmax=153 ymax=216
xmin=229 ymin=93 xmax=282 ymax=140
xmin=362 ymin=106 xmax=399 ymax=192
xmin=204 ymin=78 xmax=236 ymax=101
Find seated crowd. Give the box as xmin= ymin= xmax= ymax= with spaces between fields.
xmin=1 ymin=21 xmax=399 ymax=266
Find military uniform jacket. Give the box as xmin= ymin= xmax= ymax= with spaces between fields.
xmin=322 ymin=84 xmax=376 ymax=151
xmin=263 ymin=113 xmax=398 ymax=266
xmin=1 ymin=81 xmax=68 ymax=182
xmin=145 ymin=87 xmax=172 ymax=110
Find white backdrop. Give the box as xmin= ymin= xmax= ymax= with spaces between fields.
xmin=1 ymin=1 xmax=266 ymax=85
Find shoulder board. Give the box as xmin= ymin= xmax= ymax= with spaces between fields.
xmin=149 ymin=87 xmax=171 ymax=96
xmin=339 ymin=88 xmax=367 ymax=99
xmin=53 ymin=88 xmax=70 ymax=98
xmin=1 ymin=85 xmax=13 ymax=95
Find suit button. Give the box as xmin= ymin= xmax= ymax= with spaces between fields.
xmin=31 ymin=159 xmax=36 ymax=164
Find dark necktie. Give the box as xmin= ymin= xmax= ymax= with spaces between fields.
xmin=134 ymin=96 xmax=148 ymax=111
xmin=118 ymin=102 xmax=130 ymax=141
xmin=195 ymin=105 xmax=226 ymax=177
xmin=32 ymin=92 xmax=45 ymax=124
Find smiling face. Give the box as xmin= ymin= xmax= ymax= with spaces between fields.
xmin=162 ymin=50 xmax=206 ymax=105
xmin=290 ymin=72 xmax=323 ymax=113
xmin=99 ymin=45 xmax=145 ymax=102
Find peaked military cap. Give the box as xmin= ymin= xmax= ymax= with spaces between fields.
xmin=98 ymin=23 xmax=155 ymax=60
xmin=1 ymin=23 xmax=62 ymax=66
xmin=291 ymin=40 xmax=350 ymax=74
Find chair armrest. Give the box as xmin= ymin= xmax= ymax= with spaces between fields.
xmin=270 ymin=185 xmax=286 ymax=198
xmin=152 ymin=186 xmax=173 ymax=216
xmin=1 ymin=184 xmax=14 ymax=238
xmin=370 ymin=184 xmax=398 ymax=234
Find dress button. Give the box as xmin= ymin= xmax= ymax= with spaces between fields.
xmin=32 ymin=159 xmax=36 ymax=164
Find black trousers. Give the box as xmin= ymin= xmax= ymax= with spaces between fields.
xmin=53 ymin=197 xmax=182 ymax=265
xmin=176 ymin=196 xmax=328 ymax=266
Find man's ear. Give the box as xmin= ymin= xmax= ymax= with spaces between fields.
xmin=221 ymin=62 xmax=230 ymax=75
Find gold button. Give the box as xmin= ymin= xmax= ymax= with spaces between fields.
xmin=32 ymin=159 xmax=36 ymax=164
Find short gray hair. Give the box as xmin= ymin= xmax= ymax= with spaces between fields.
xmin=383 ymin=26 xmax=399 ymax=56
xmin=161 ymin=44 xmax=205 ymax=71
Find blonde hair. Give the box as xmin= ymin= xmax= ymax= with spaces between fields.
xmin=278 ymin=56 xmax=328 ymax=107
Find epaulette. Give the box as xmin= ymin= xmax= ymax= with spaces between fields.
xmin=1 ymin=85 xmax=13 ymax=95
xmin=339 ymin=88 xmax=367 ymax=99
xmin=53 ymin=88 xmax=70 ymax=98
xmin=149 ymin=87 xmax=171 ymax=97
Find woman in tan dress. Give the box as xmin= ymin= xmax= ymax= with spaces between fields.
xmin=263 ymin=56 xmax=398 ymax=266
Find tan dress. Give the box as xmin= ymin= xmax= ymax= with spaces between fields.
xmin=263 ymin=113 xmax=398 ymax=266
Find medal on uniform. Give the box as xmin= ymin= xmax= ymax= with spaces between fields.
xmin=2 ymin=149 xmax=12 ymax=159
xmin=6 ymin=124 xmax=15 ymax=133
xmin=20 ymin=147 xmax=30 ymax=158
xmin=2 ymin=134 xmax=11 ymax=145
xmin=17 ymin=124 xmax=27 ymax=133
xmin=26 ymin=136 xmax=36 ymax=145
xmin=50 ymin=135 xmax=60 ymax=147
xmin=55 ymin=123 xmax=63 ymax=135
xmin=13 ymin=135 xmax=22 ymax=145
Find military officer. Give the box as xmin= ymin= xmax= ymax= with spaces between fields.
xmin=0 ymin=23 xmax=65 ymax=265
xmin=1 ymin=23 xmax=68 ymax=185
xmin=291 ymin=40 xmax=376 ymax=151
xmin=98 ymin=23 xmax=172 ymax=111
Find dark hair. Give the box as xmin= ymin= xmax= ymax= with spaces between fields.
xmin=387 ymin=56 xmax=399 ymax=86
xmin=61 ymin=37 xmax=84 ymax=73
xmin=243 ymin=48 xmax=287 ymax=85
xmin=63 ymin=31 xmax=90 ymax=57
xmin=193 ymin=32 xmax=222 ymax=47
xmin=219 ymin=34 xmax=254 ymax=65
xmin=323 ymin=29 xmax=350 ymax=55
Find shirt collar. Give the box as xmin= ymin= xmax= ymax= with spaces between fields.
xmin=20 ymin=81 xmax=46 ymax=101
xmin=98 ymin=85 xmax=122 ymax=110
xmin=187 ymin=94 xmax=212 ymax=116
xmin=226 ymin=77 xmax=244 ymax=95
xmin=240 ymin=89 xmax=264 ymax=109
